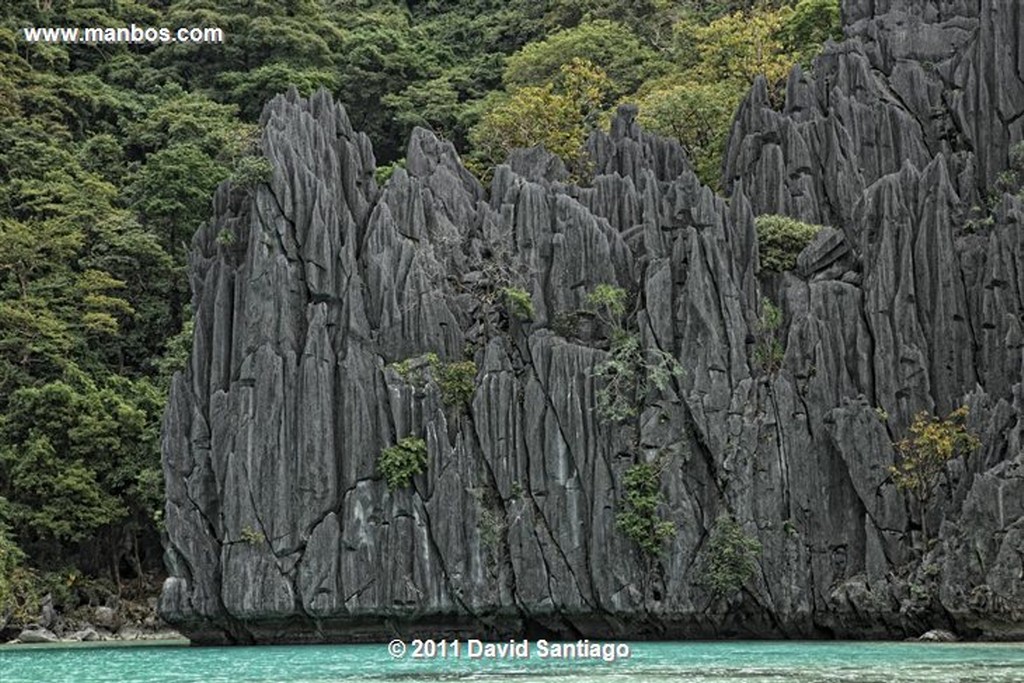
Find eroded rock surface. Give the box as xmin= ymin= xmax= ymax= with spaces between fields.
xmin=160 ymin=0 xmax=1024 ymax=643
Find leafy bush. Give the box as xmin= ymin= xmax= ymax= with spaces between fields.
xmin=704 ymin=514 xmax=762 ymax=597
xmin=594 ymin=333 xmax=642 ymax=421
xmin=995 ymin=170 xmax=1019 ymax=194
xmin=378 ymin=437 xmax=429 ymax=491
xmin=478 ymin=505 xmax=505 ymax=550
xmin=891 ymin=406 xmax=980 ymax=497
xmin=755 ymin=214 xmax=824 ymax=272
xmin=586 ymin=283 xmax=628 ymax=327
xmin=551 ymin=310 xmax=582 ymax=339
xmin=891 ymin=406 xmax=980 ymax=543
xmin=616 ymin=461 xmax=676 ymax=555
xmin=964 ymin=204 xmax=996 ymax=234
xmin=436 ymin=360 xmax=478 ymax=408
xmin=240 ymin=525 xmax=265 ymax=545
xmin=593 ymin=333 xmax=683 ymax=421
xmin=390 ymin=353 xmax=477 ymax=408
xmin=586 ymin=283 xmax=682 ymax=421
xmin=500 ymin=286 xmax=535 ymax=320
xmin=752 ymin=297 xmax=784 ymax=374
xmin=390 ymin=353 xmax=439 ymax=386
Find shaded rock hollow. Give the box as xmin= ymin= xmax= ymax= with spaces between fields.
xmin=160 ymin=0 xmax=1024 ymax=643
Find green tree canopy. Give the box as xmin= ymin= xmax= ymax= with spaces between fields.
xmin=470 ymin=59 xmax=611 ymax=178
xmin=636 ymin=79 xmax=741 ymax=187
xmin=503 ymin=20 xmax=668 ymax=102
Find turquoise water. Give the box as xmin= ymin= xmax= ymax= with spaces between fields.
xmin=2 ymin=640 xmax=1023 ymax=682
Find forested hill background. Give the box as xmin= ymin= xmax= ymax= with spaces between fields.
xmin=4 ymin=0 xmax=845 ymax=629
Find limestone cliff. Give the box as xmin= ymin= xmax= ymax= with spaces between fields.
xmin=160 ymin=0 xmax=1024 ymax=643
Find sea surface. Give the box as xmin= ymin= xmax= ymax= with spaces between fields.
xmin=2 ymin=639 xmax=1023 ymax=682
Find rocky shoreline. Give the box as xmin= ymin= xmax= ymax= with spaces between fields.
xmin=0 ymin=620 xmax=976 ymax=646
xmin=8 ymin=626 xmax=185 ymax=645
xmin=3 ymin=597 xmax=184 ymax=646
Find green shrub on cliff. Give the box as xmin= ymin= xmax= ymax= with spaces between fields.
xmin=586 ymin=284 xmax=682 ymax=421
xmin=436 ymin=360 xmax=478 ymax=408
xmin=500 ymin=286 xmax=535 ymax=320
xmin=755 ymin=214 xmax=823 ymax=272
xmin=704 ymin=514 xmax=762 ymax=597
xmin=593 ymin=333 xmax=643 ymax=421
xmin=616 ymin=461 xmax=676 ymax=555
xmin=586 ymin=283 xmax=629 ymax=330
xmin=378 ymin=437 xmax=429 ymax=491
xmin=240 ymin=526 xmax=265 ymax=546
xmin=592 ymin=334 xmax=684 ymax=422
xmin=390 ymin=354 xmax=478 ymax=408
xmin=753 ymin=297 xmax=785 ymax=375
xmin=1001 ymin=141 xmax=1024 ymax=199
xmin=230 ymin=155 xmax=273 ymax=190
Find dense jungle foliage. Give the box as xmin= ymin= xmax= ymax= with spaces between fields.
xmin=0 ymin=0 xmax=840 ymax=619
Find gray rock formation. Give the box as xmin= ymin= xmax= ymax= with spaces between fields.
xmin=70 ymin=627 xmax=100 ymax=642
xmin=18 ymin=627 xmax=58 ymax=644
xmin=92 ymin=606 xmax=121 ymax=631
xmin=160 ymin=0 xmax=1024 ymax=643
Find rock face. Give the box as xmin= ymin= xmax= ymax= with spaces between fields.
xmin=17 ymin=628 xmax=59 ymax=644
xmin=160 ymin=0 xmax=1024 ymax=643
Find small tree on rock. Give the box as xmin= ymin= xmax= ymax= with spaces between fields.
xmin=890 ymin=406 xmax=980 ymax=547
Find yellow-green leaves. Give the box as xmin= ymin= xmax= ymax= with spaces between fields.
xmin=469 ymin=59 xmax=611 ymax=180
xmin=635 ymin=79 xmax=741 ymax=187
xmin=503 ymin=20 xmax=666 ymax=101
xmin=79 ymin=269 xmax=134 ymax=336
xmin=687 ymin=6 xmax=796 ymax=89
xmin=755 ymin=214 xmax=824 ymax=272
xmin=586 ymin=283 xmax=629 ymax=326
xmin=890 ymin=406 xmax=981 ymax=545
xmin=635 ymin=1 xmax=841 ymax=188
xmin=500 ymin=286 xmax=535 ymax=320
xmin=891 ymin=406 xmax=981 ymax=502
